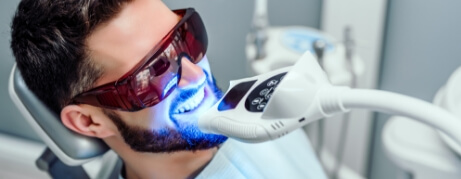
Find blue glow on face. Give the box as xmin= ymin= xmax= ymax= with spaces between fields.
xmin=105 ymin=72 xmax=227 ymax=153
xmin=166 ymin=70 xmax=227 ymax=149
xmin=106 ymin=107 xmax=227 ymax=152
xmin=169 ymin=70 xmax=222 ymax=116
xmin=105 ymin=57 xmax=227 ymax=152
xmin=176 ymin=123 xmax=227 ymax=151
xmin=163 ymin=75 xmax=178 ymax=96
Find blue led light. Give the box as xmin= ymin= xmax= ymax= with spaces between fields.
xmin=167 ymin=70 xmax=227 ymax=146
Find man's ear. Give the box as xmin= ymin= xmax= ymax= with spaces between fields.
xmin=61 ymin=105 xmax=113 ymax=138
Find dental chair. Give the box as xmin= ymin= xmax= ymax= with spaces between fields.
xmin=8 ymin=65 xmax=121 ymax=179
xmin=383 ymin=67 xmax=461 ymax=179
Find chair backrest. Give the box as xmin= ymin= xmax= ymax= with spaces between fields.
xmin=8 ymin=65 xmax=109 ymax=166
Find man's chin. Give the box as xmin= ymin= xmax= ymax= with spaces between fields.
xmin=103 ymin=108 xmax=227 ymax=153
xmin=126 ymin=70 xmax=227 ymax=153
xmin=170 ymin=121 xmax=228 ymax=151
xmin=124 ymin=124 xmax=227 ymax=153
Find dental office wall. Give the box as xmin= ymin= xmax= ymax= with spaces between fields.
xmin=369 ymin=0 xmax=461 ymax=179
xmin=163 ymin=0 xmax=322 ymax=90
xmin=321 ymin=1 xmax=387 ymax=178
xmin=0 ymin=0 xmax=36 ymax=140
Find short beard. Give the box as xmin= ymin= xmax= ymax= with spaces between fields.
xmin=103 ymin=73 xmax=227 ymax=153
xmin=104 ymin=109 xmax=227 ymax=153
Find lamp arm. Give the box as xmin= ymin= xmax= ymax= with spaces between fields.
xmin=327 ymin=88 xmax=461 ymax=147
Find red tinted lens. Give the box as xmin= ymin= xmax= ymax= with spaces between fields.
xmin=121 ymin=9 xmax=207 ymax=111
xmin=128 ymin=56 xmax=179 ymax=110
xmin=182 ymin=12 xmax=208 ymax=63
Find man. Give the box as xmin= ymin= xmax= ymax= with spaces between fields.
xmin=11 ymin=0 xmax=326 ymax=178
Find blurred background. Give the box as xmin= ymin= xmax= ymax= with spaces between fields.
xmin=2 ymin=0 xmax=461 ymax=178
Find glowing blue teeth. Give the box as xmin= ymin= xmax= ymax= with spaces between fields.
xmin=175 ymin=88 xmax=205 ymax=114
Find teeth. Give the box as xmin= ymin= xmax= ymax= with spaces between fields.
xmin=175 ymin=88 xmax=205 ymax=114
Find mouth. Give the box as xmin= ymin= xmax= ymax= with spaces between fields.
xmin=172 ymin=85 xmax=206 ymax=114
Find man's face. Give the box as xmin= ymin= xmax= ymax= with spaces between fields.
xmin=86 ymin=0 xmax=226 ymax=152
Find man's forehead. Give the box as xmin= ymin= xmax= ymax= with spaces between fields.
xmin=86 ymin=0 xmax=178 ymax=86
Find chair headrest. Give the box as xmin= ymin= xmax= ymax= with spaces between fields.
xmin=8 ymin=65 xmax=109 ymax=166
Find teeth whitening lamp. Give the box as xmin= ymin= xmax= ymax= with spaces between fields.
xmin=244 ymin=1 xmax=363 ymax=177
xmin=198 ymin=51 xmax=461 ymax=148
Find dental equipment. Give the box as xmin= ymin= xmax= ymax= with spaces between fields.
xmin=9 ymin=66 xmax=120 ymax=179
xmin=330 ymin=26 xmax=359 ymax=179
xmin=9 ymin=65 xmax=109 ymax=166
xmin=383 ymin=66 xmax=461 ymax=179
xmin=248 ymin=0 xmax=268 ymax=60
xmin=198 ymin=51 xmax=461 ymax=151
xmin=246 ymin=1 xmax=364 ymax=177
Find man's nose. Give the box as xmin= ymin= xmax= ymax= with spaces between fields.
xmin=177 ymin=57 xmax=205 ymax=88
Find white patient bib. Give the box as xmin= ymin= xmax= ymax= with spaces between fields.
xmin=196 ymin=129 xmax=327 ymax=179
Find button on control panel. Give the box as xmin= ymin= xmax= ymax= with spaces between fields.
xmin=245 ymin=72 xmax=287 ymax=112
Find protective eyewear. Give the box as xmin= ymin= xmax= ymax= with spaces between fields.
xmin=70 ymin=8 xmax=207 ymax=111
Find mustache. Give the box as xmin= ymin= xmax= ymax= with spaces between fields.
xmin=173 ymin=70 xmax=216 ymax=105
xmin=175 ymin=81 xmax=206 ymax=103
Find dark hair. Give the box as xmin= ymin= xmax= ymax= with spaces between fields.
xmin=11 ymin=0 xmax=132 ymax=113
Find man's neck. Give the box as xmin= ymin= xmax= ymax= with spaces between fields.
xmin=105 ymin=137 xmax=218 ymax=179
